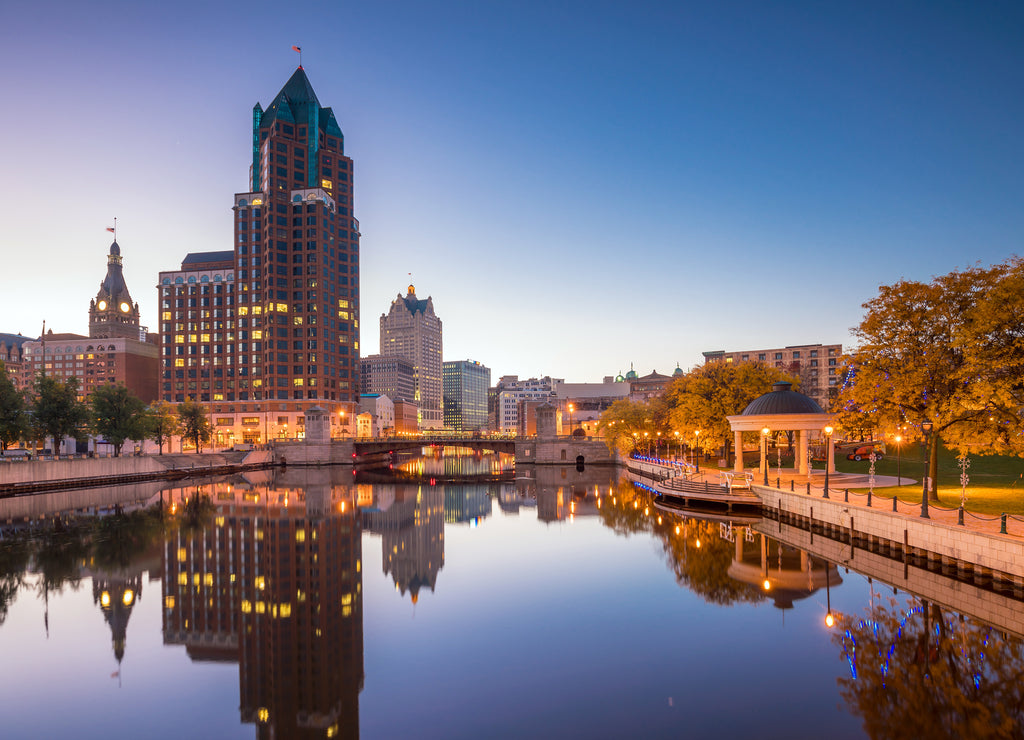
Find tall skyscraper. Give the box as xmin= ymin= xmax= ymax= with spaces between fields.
xmin=379 ymin=285 xmax=442 ymax=429
xmin=442 ymin=360 xmax=490 ymax=432
xmin=158 ymin=66 xmax=361 ymax=443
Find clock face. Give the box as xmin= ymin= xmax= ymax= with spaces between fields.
xmin=119 ymin=302 xmax=130 ymax=313
xmin=97 ymin=300 xmax=107 ymax=311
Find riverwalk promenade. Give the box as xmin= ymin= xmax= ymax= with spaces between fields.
xmin=631 ymin=456 xmax=1024 ymax=596
xmin=630 ymin=456 xmax=1024 ymax=539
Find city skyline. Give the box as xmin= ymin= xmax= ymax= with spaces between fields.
xmin=3 ymin=1 xmax=1022 ymax=382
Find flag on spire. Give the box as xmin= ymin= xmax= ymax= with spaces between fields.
xmin=292 ymin=45 xmax=302 ymax=53
xmin=106 ymin=227 xmax=115 ymax=233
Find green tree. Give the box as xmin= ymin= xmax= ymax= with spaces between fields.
xmin=147 ymin=400 xmax=180 ymax=455
xmin=0 ymin=361 xmax=28 ymax=451
xmin=177 ymin=399 xmax=211 ymax=453
xmin=31 ymin=373 xmax=88 ymax=455
xmin=839 ymin=263 xmax=1008 ymax=500
xmin=90 ymin=384 xmax=147 ymax=457
xmin=664 ymin=362 xmax=798 ymax=465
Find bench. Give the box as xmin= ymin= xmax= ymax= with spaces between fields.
xmin=721 ymin=471 xmax=754 ymax=491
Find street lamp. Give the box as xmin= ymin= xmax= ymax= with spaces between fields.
xmin=656 ymin=431 xmax=661 ymax=460
xmin=761 ymin=427 xmax=770 ymax=486
xmin=823 ymin=425 xmax=833 ymax=498
xmin=674 ymin=431 xmax=680 ymax=460
xmin=894 ymin=434 xmax=902 ymax=487
xmin=694 ymin=430 xmax=700 ymax=472
xmin=568 ymin=403 xmax=574 ymax=436
xmin=643 ymin=431 xmax=649 ymax=457
xmin=921 ymin=421 xmax=933 ymax=519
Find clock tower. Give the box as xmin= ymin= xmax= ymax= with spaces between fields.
xmin=89 ymin=239 xmax=141 ymax=339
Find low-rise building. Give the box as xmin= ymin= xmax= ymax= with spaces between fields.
xmin=494 ymin=375 xmax=561 ymax=434
xmin=359 ymin=393 xmax=395 ymax=436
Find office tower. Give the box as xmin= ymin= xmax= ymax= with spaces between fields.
xmin=442 ymin=359 xmax=490 ymax=432
xmin=379 ymin=285 xmax=442 ymax=429
xmin=158 ymin=65 xmax=360 ymax=443
xmin=360 ymin=354 xmax=415 ymax=402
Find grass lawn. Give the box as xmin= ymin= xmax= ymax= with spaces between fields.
xmin=835 ymin=443 xmax=1024 ymax=516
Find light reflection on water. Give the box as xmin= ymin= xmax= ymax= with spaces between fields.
xmin=0 ymin=454 xmax=1020 ymax=739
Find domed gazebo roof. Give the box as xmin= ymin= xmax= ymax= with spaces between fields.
xmin=742 ymin=382 xmax=824 ymax=416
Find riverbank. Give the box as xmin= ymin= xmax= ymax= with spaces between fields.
xmin=0 ymin=450 xmax=275 ymax=497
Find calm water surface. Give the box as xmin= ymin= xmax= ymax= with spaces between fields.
xmin=0 ymin=455 xmax=1020 ymax=739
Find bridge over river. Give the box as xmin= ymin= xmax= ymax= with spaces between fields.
xmin=281 ymin=435 xmax=617 ymax=466
xmin=352 ymin=437 xmax=517 ymax=456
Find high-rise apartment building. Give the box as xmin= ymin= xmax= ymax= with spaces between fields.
xmin=158 ymin=66 xmax=360 ymax=443
xmin=379 ymin=285 xmax=442 ymax=429
xmin=442 ymin=360 xmax=490 ymax=432
xmin=702 ymin=343 xmax=843 ymax=408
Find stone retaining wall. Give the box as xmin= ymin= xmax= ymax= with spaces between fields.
xmin=756 ymin=485 xmax=1024 ymax=580
xmin=760 ymin=518 xmax=1024 ymax=639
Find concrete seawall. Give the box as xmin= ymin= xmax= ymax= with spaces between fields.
xmin=756 ymin=484 xmax=1024 ymax=584
xmin=0 ymin=450 xmax=276 ymax=496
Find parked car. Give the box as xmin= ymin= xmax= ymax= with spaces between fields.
xmin=847 ymin=445 xmax=883 ymax=461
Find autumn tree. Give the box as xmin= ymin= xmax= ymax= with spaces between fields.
xmin=839 ymin=262 xmax=1012 ymax=500
xmin=664 ymin=362 xmax=798 ymax=465
xmin=91 ymin=384 xmax=147 ymax=456
xmin=177 ymin=399 xmax=211 ymax=453
xmin=0 ymin=362 xmax=28 ymax=452
xmin=31 ymin=373 xmax=88 ymax=455
xmin=147 ymin=401 xmax=180 ymax=455
xmin=834 ymin=597 xmax=1024 ymax=738
xmin=952 ymin=256 xmax=1024 ymax=455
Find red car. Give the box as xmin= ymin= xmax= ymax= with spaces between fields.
xmin=847 ymin=445 xmax=883 ymax=461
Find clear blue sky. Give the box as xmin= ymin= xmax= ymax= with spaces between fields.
xmin=2 ymin=1 xmax=1021 ymax=381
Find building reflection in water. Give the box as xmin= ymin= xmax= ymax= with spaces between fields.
xmin=394 ymin=446 xmax=514 ymax=479
xmin=362 ymin=485 xmax=444 ymax=603
xmin=728 ymin=531 xmax=841 ymax=612
xmin=161 ymin=468 xmax=364 ymax=739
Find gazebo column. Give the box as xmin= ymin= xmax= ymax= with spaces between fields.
xmin=826 ymin=435 xmax=836 ymax=474
xmin=797 ymin=430 xmax=809 ymax=476
xmin=734 ymin=430 xmax=744 ymax=472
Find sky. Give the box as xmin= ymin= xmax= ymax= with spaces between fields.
xmin=2 ymin=1 xmax=1022 ymax=382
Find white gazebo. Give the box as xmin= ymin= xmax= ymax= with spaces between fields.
xmin=727 ymin=382 xmax=834 ymax=477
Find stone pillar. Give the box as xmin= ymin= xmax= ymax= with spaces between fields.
xmin=734 ymin=430 xmax=744 ymax=472
xmin=797 ymin=430 xmax=808 ymax=476
xmin=827 ymin=435 xmax=836 ymax=474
